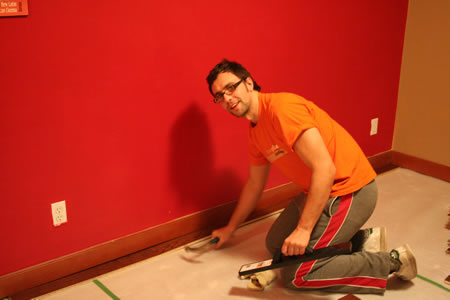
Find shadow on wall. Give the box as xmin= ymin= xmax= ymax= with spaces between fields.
xmin=169 ymin=102 xmax=242 ymax=211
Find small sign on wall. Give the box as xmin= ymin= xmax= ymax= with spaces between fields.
xmin=0 ymin=0 xmax=28 ymax=17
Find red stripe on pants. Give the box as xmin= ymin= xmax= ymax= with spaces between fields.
xmin=294 ymin=276 xmax=387 ymax=290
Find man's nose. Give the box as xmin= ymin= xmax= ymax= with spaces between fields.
xmin=223 ymin=93 xmax=233 ymax=103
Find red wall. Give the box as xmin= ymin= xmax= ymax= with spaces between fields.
xmin=0 ymin=1 xmax=408 ymax=276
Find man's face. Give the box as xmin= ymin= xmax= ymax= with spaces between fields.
xmin=211 ymin=72 xmax=251 ymax=118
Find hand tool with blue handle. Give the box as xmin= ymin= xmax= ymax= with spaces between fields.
xmin=184 ymin=237 xmax=220 ymax=252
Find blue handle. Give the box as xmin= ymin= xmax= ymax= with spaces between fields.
xmin=210 ymin=237 xmax=220 ymax=244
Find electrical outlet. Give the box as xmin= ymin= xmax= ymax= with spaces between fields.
xmin=370 ymin=118 xmax=378 ymax=136
xmin=51 ymin=200 xmax=68 ymax=226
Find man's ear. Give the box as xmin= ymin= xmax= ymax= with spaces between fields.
xmin=245 ymin=77 xmax=254 ymax=92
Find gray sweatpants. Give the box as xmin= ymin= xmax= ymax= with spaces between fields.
xmin=265 ymin=180 xmax=392 ymax=294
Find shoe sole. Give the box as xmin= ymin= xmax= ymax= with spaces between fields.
xmin=399 ymin=244 xmax=418 ymax=280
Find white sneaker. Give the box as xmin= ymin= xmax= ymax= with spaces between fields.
xmin=361 ymin=227 xmax=387 ymax=252
xmin=390 ymin=244 xmax=418 ymax=280
xmin=247 ymin=270 xmax=277 ymax=291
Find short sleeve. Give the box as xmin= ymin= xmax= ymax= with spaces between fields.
xmin=272 ymin=98 xmax=318 ymax=149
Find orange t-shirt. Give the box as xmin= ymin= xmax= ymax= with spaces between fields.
xmin=248 ymin=92 xmax=376 ymax=196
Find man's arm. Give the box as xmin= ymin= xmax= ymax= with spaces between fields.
xmin=212 ymin=163 xmax=271 ymax=248
xmin=282 ymin=127 xmax=336 ymax=256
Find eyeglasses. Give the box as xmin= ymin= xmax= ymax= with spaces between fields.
xmin=213 ymin=78 xmax=245 ymax=103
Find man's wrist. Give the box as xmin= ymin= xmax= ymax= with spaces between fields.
xmin=226 ymin=223 xmax=239 ymax=232
xmin=296 ymin=225 xmax=313 ymax=234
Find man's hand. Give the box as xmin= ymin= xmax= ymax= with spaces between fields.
xmin=211 ymin=164 xmax=271 ymax=250
xmin=211 ymin=225 xmax=235 ymax=249
xmin=282 ymin=227 xmax=311 ymax=256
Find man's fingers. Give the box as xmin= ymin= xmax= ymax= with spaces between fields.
xmin=211 ymin=235 xmax=223 ymax=249
xmin=296 ymin=247 xmax=306 ymax=256
xmin=282 ymin=242 xmax=296 ymax=256
xmin=214 ymin=239 xmax=225 ymax=249
xmin=282 ymin=241 xmax=306 ymax=256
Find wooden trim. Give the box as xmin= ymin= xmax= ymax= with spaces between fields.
xmin=367 ymin=150 xmax=397 ymax=174
xmin=3 ymin=150 xmax=447 ymax=298
xmin=366 ymin=150 xmax=449 ymax=181
xmin=391 ymin=151 xmax=450 ymax=182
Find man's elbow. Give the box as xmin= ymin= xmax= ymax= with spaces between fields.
xmin=317 ymin=161 xmax=336 ymax=182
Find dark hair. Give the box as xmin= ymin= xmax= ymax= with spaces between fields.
xmin=206 ymin=59 xmax=261 ymax=95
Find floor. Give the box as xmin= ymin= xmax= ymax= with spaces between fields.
xmin=34 ymin=168 xmax=450 ymax=299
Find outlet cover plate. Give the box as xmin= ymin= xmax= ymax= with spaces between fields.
xmin=51 ymin=200 xmax=67 ymax=226
xmin=370 ymin=118 xmax=378 ymax=136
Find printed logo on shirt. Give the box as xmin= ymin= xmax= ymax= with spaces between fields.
xmin=265 ymin=144 xmax=288 ymax=162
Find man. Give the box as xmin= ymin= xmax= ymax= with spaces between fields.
xmin=206 ymin=59 xmax=417 ymax=294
